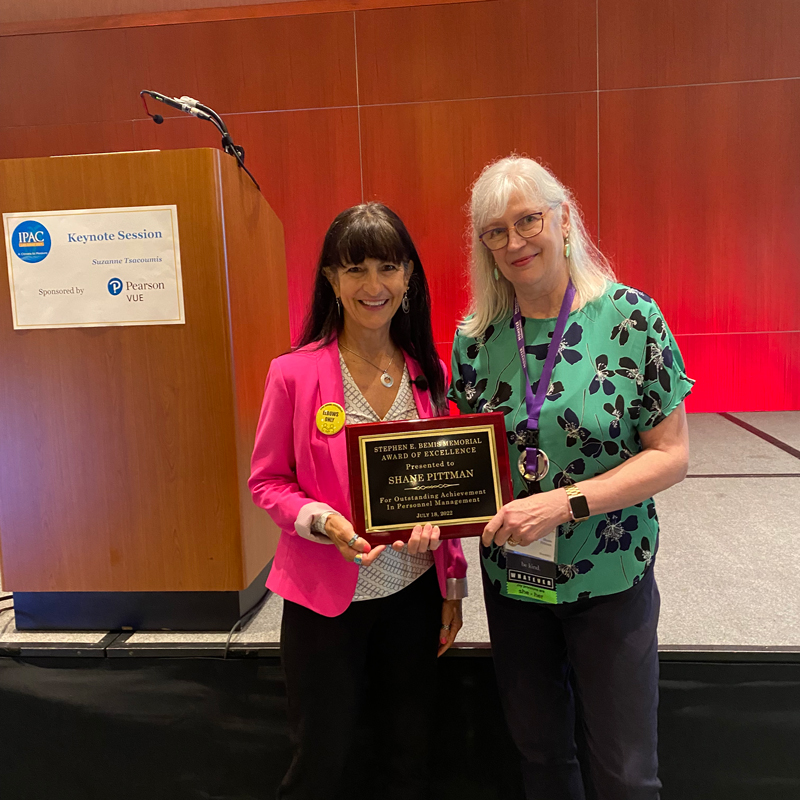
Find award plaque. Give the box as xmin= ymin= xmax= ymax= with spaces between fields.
xmin=345 ymin=412 xmax=512 ymax=543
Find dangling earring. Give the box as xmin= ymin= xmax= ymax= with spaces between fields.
xmin=493 ymin=265 xmax=500 ymax=281
xmin=335 ymin=296 xmax=342 ymax=316
xmin=401 ymin=291 xmax=410 ymax=314
xmin=564 ymin=233 xmax=571 ymax=260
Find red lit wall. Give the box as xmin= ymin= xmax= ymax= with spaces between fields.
xmin=0 ymin=0 xmax=798 ymax=411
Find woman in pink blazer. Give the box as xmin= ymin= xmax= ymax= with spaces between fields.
xmin=250 ymin=203 xmax=467 ymax=800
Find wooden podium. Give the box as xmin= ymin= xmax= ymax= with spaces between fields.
xmin=0 ymin=149 xmax=289 ymax=630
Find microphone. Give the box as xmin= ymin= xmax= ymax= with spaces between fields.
xmin=140 ymin=92 xmax=163 ymax=124
xmin=139 ymin=90 xmax=261 ymax=192
xmin=410 ymin=375 xmax=429 ymax=391
xmin=140 ymin=90 xmax=214 ymax=122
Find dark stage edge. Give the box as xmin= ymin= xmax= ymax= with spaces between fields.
xmin=0 ymin=647 xmax=798 ymax=800
xmin=2 ymin=636 xmax=800 ymax=662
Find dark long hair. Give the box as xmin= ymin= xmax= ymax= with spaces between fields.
xmin=297 ymin=203 xmax=446 ymax=413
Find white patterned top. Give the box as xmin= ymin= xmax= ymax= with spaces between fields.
xmin=315 ymin=351 xmax=435 ymax=602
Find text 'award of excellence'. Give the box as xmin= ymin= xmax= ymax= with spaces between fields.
xmin=345 ymin=412 xmax=513 ymax=544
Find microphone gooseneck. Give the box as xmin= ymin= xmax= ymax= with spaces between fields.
xmin=139 ymin=90 xmax=260 ymax=192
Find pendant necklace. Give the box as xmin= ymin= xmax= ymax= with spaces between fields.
xmin=339 ymin=343 xmax=396 ymax=388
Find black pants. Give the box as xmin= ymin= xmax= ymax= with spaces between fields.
xmin=483 ymin=564 xmax=661 ymax=800
xmin=278 ymin=566 xmax=442 ymax=800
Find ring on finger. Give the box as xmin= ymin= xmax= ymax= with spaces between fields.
xmin=441 ymin=623 xmax=451 ymax=631
xmin=346 ymin=533 xmax=359 ymax=548
xmin=354 ymin=554 xmax=363 ymax=566
xmin=507 ymin=537 xmax=520 ymax=547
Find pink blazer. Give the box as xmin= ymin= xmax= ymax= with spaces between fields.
xmin=249 ymin=337 xmax=468 ymax=617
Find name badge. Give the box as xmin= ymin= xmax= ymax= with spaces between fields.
xmin=316 ymin=403 xmax=346 ymax=435
xmin=504 ymin=532 xmax=558 ymax=604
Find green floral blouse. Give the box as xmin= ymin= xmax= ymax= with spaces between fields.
xmin=448 ymin=283 xmax=695 ymax=604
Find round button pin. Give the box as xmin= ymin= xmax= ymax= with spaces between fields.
xmin=316 ymin=402 xmax=346 ymax=435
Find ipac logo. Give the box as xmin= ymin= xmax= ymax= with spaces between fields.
xmin=107 ymin=277 xmax=123 ymax=296
xmin=12 ymin=220 xmax=51 ymax=263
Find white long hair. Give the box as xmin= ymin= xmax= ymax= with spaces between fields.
xmin=460 ymin=155 xmax=615 ymax=338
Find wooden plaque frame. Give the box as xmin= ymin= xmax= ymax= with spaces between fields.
xmin=345 ymin=412 xmax=512 ymax=543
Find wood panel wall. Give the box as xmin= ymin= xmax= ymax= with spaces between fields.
xmin=1 ymin=0 xmax=798 ymax=412
xmin=0 ymin=0 xmax=307 ymax=25
xmin=0 ymin=0 xmax=482 ymax=35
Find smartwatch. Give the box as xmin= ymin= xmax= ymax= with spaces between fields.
xmin=564 ymin=485 xmax=590 ymax=522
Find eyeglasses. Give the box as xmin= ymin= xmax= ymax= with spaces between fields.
xmin=478 ymin=212 xmax=546 ymax=251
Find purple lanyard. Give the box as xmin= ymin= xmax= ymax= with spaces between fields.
xmin=512 ymin=280 xmax=576 ymax=478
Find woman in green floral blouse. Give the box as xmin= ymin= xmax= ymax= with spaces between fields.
xmin=449 ymin=156 xmax=693 ymax=800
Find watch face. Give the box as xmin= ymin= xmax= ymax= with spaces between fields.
xmin=570 ymin=494 xmax=591 ymax=520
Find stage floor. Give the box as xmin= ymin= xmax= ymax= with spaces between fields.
xmin=2 ymin=411 xmax=799 ymax=657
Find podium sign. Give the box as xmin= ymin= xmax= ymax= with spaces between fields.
xmin=3 ymin=205 xmax=184 ymax=330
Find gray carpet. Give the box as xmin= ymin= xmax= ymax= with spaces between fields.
xmin=2 ymin=412 xmax=798 ymax=650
